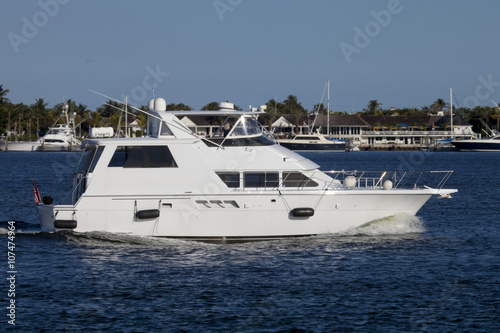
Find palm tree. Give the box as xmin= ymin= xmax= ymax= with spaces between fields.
xmin=283 ymin=95 xmax=306 ymax=133
xmin=137 ymin=115 xmax=147 ymax=136
xmin=0 ymin=85 xmax=11 ymax=134
xmin=263 ymin=99 xmax=281 ymax=130
xmin=32 ymin=98 xmax=48 ymax=114
xmin=313 ymin=102 xmax=326 ymax=115
xmin=363 ymin=100 xmax=383 ymax=115
xmin=166 ymin=103 xmax=192 ymax=111
xmin=201 ymin=102 xmax=220 ymax=111
xmin=429 ymin=98 xmax=447 ymax=115
xmin=0 ymin=85 xmax=10 ymax=104
xmin=435 ymin=98 xmax=446 ymax=110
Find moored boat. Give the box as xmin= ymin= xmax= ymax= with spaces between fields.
xmin=5 ymin=105 xmax=81 ymax=152
xmin=37 ymin=98 xmax=457 ymax=240
xmin=277 ymin=134 xmax=346 ymax=151
xmin=451 ymin=135 xmax=500 ymax=152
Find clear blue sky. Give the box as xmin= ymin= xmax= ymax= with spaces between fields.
xmin=2 ymin=0 xmax=500 ymax=112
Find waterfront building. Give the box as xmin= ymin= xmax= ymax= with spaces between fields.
xmin=179 ymin=113 xmax=476 ymax=150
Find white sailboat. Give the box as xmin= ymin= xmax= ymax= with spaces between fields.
xmin=278 ymin=79 xmax=346 ymax=151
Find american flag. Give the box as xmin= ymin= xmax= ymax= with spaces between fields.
xmin=32 ymin=178 xmax=41 ymax=205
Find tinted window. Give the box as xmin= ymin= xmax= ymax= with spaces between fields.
xmin=282 ymin=172 xmax=318 ymax=188
xmin=77 ymin=146 xmax=97 ymax=173
xmin=89 ymin=146 xmax=105 ymax=173
xmin=244 ymin=172 xmax=279 ymax=188
xmin=216 ymin=172 xmax=240 ymax=188
xmin=108 ymin=146 xmax=178 ymax=168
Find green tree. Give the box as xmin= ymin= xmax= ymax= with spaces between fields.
xmin=201 ymin=102 xmax=220 ymax=111
xmin=0 ymin=85 xmax=11 ymax=134
xmin=0 ymin=85 xmax=10 ymax=105
xmin=428 ymin=98 xmax=447 ymax=115
xmin=283 ymin=95 xmax=306 ymax=133
xmin=166 ymin=103 xmax=192 ymax=111
xmin=363 ymin=100 xmax=383 ymax=115
xmin=313 ymin=102 xmax=326 ymax=115
xmin=137 ymin=114 xmax=147 ymax=136
xmin=96 ymin=100 xmax=123 ymax=119
xmin=32 ymin=98 xmax=48 ymax=113
xmin=263 ymin=99 xmax=282 ymax=129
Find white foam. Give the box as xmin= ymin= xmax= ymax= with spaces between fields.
xmin=338 ymin=213 xmax=427 ymax=236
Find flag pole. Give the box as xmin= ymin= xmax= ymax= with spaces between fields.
xmin=32 ymin=178 xmax=41 ymax=205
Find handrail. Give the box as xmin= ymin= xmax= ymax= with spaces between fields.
xmin=71 ymin=172 xmax=86 ymax=205
xmin=319 ymin=170 xmax=454 ymax=191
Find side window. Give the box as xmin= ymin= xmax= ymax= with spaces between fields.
xmin=108 ymin=146 xmax=178 ymax=168
xmin=282 ymin=172 xmax=318 ymax=188
xmin=89 ymin=146 xmax=105 ymax=173
xmin=216 ymin=172 xmax=240 ymax=188
xmin=108 ymin=146 xmax=127 ymax=167
xmin=244 ymin=172 xmax=279 ymax=188
xmin=77 ymin=146 xmax=97 ymax=173
xmin=160 ymin=122 xmax=173 ymax=136
xmin=76 ymin=146 xmax=105 ymax=173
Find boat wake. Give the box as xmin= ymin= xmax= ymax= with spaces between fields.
xmin=0 ymin=215 xmax=426 ymax=245
xmin=62 ymin=231 xmax=205 ymax=248
xmin=337 ymin=214 xmax=426 ymax=237
xmin=0 ymin=221 xmax=42 ymax=234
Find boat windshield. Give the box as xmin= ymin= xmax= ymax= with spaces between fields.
xmin=207 ymin=115 xmax=275 ymax=147
xmin=213 ymin=115 xmax=262 ymax=138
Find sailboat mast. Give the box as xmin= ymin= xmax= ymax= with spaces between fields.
xmin=327 ymin=78 xmax=330 ymax=137
xmin=450 ymin=88 xmax=453 ymax=140
xmin=125 ymin=96 xmax=128 ymax=138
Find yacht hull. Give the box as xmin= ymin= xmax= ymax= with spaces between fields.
xmin=38 ymin=190 xmax=439 ymax=239
xmin=278 ymin=142 xmax=345 ymax=151
xmin=6 ymin=142 xmax=81 ymax=152
xmin=451 ymin=140 xmax=500 ymax=152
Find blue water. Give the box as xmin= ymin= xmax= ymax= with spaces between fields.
xmin=1 ymin=151 xmax=499 ymax=332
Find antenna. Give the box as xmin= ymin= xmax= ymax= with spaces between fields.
xmin=89 ymin=89 xmax=162 ymax=121
xmin=492 ymin=99 xmax=500 ymax=110
xmin=152 ymin=86 xmax=155 ymax=99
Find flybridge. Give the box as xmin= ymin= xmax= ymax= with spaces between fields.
xmin=145 ymin=98 xmax=273 ymax=147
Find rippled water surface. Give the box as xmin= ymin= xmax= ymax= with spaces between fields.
xmin=1 ymin=151 xmax=499 ymax=332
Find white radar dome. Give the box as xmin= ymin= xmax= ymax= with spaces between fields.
xmin=154 ymin=98 xmax=166 ymax=112
xmin=343 ymin=176 xmax=357 ymax=188
xmin=148 ymin=99 xmax=155 ymax=111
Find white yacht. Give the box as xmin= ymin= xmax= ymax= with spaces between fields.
xmin=277 ymin=134 xmax=346 ymax=151
xmin=38 ymin=98 xmax=457 ymax=240
xmin=5 ymin=105 xmax=81 ymax=152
